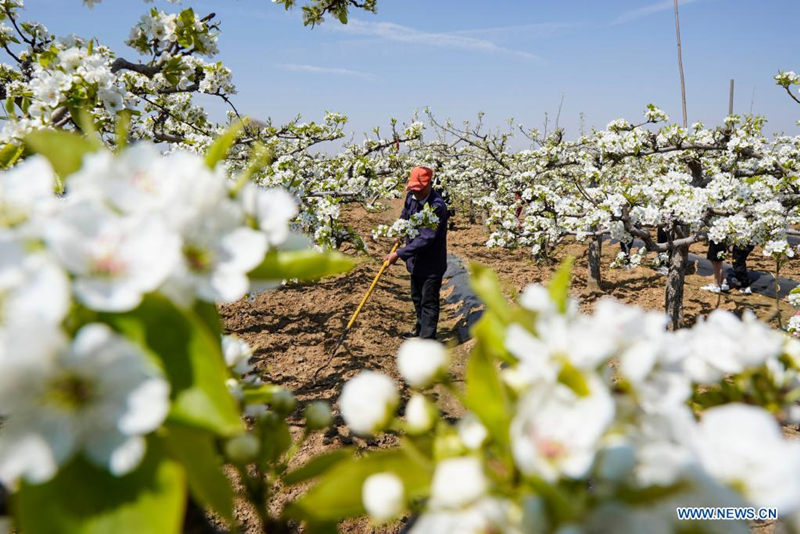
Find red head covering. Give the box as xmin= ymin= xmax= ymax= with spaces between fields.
xmin=407 ymin=166 xmax=433 ymax=191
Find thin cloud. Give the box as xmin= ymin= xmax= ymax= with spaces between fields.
xmin=612 ymin=0 xmax=701 ymax=25
xmin=451 ymin=21 xmax=580 ymax=39
xmin=333 ymin=19 xmax=541 ymax=61
xmin=278 ymin=63 xmax=376 ymax=80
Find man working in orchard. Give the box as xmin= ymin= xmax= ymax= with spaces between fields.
xmin=384 ymin=166 xmax=449 ymax=340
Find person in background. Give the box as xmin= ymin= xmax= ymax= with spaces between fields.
xmin=384 ymin=166 xmax=449 ymax=340
xmin=729 ymin=244 xmax=755 ymax=295
xmin=701 ymin=240 xmax=730 ymax=293
xmin=620 ymin=237 xmax=636 ymax=269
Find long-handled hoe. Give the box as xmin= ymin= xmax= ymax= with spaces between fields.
xmin=312 ymin=242 xmax=400 ymax=383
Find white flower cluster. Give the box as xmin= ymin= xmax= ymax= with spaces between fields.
xmin=347 ymin=281 xmax=800 ymax=531
xmin=775 ymin=70 xmax=800 ymax=88
xmin=372 ymin=202 xmax=439 ymax=241
xmin=0 ymin=319 xmax=169 ymax=486
xmin=644 ymin=103 xmax=669 ymax=123
xmin=0 ymin=143 xmax=297 ymax=487
xmin=1 ymin=2 xmax=234 ymax=152
xmin=763 ymin=239 xmax=795 ymax=259
xmin=789 ymin=313 xmax=800 ymax=336
xmin=2 ymin=38 xmax=127 ymax=143
xmin=338 ymin=338 xmax=448 ymax=439
xmin=609 ymin=249 xmax=642 ymax=269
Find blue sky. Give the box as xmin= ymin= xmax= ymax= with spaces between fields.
xmin=18 ymin=0 xmax=800 ymax=146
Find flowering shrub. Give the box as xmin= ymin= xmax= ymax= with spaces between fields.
xmin=284 ymin=261 xmax=800 ymax=532
xmin=0 ymin=128 xmax=353 ymax=533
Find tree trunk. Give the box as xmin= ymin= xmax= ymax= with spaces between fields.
xmin=665 ymin=242 xmax=689 ymax=330
xmin=588 ymin=233 xmax=602 ymax=287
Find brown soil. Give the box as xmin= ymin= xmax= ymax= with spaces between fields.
xmin=219 ymin=199 xmax=798 ymax=532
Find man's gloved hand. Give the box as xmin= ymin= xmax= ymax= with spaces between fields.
xmin=383 ymin=251 xmax=399 ymax=266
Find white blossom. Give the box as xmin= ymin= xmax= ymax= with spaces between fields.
xmin=457 ymin=412 xmax=488 ymax=450
xmin=429 ymin=456 xmax=488 ymax=509
xmin=511 ymin=379 xmax=614 ymax=482
xmin=44 ymin=200 xmax=179 ymax=312
xmin=396 ymin=338 xmax=449 ymax=388
xmin=362 ymin=472 xmax=405 ymax=522
xmin=0 ymin=323 xmax=169 ymax=485
xmin=405 ymin=393 xmax=435 ymax=434
xmin=695 ymin=404 xmax=800 ymax=513
xmin=338 ymin=371 xmax=399 ymax=436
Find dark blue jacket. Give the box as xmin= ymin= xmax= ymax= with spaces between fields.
xmin=397 ymin=189 xmax=448 ymax=277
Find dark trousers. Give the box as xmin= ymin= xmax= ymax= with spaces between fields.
xmin=620 ymin=238 xmax=634 ymax=255
xmin=410 ymin=274 xmax=442 ymax=339
xmin=731 ymin=245 xmax=754 ymax=288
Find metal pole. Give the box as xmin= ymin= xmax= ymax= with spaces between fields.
xmin=673 ymin=0 xmax=688 ymax=128
xmin=728 ymin=79 xmax=735 ymax=116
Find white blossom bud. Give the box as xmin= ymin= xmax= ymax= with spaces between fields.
xmin=271 ymin=389 xmax=297 ymax=415
xmin=305 ymin=401 xmax=333 ymax=430
xmin=224 ymin=433 xmax=260 ymax=464
xmin=405 ymin=394 xmax=436 ymax=434
xmin=457 ymin=412 xmax=488 ymax=450
xmin=339 ymin=371 xmax=399 ymax=436
xmin=430 ymin=456 xmax=487 ymax=509
xmin=396 ymin=338 xmax=449 ymax=388
xmin=362 ymin=472 xmax=405 ymax=522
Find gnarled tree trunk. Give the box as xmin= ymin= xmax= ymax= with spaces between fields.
xmin=588 ymin=233 xmax=602 ymax=287
xmin=665 ymin=241 xmax=689 ymax=330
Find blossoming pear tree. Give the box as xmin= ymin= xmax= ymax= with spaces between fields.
xmin=0 ymin=0 xmax=428 ymax=252
xmin=415 ymin=103 xmax=800 ymax=328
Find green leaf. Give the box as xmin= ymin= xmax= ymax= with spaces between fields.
xmin=249 ymin=249 xmax=354 ymax=282
xmin=114 ymin=110 xmax=133 ymax=152
xmin=241 ymin=383 xmax=282 ymax=405
xmin=192 ymin=300 xmax=222 ymax=337
xmin=0 ymin=143 xmax=24 ymax=169
xmin=164 ymin=423 xmax=234 ymax=522
xmin=161 ymin=57 xmax=188 ymax=86
xmin=470 ymin=310 xmax=515 ymax=364
xmin=230 ymin=143 xmax=274 ymax=195
xmin=286 ymin=447 xmax=432 ymax=522
xmin=70 ymin=108 xmax=103 ymax=143
xmin=469 ymin=262 xmax=510 ymax=321
xmin=24 ymin=129 xmax=101 ymax=178
xmin=205 ymin=120 xmax=246 ymax=169
xmin=557 ymin=359 xmax=590 ymax=397
xmin=548 ymin=257 xmax=575 ymax=314
xmin=101 ymin=295 xmax=242 ymax=436
xmin=15 ymin=439 xmax=186 ymax=534
xmin=259 ymin=414 xmax=292 ymax=463
xmin=465 ymin=330 xmax=512 ymax=452
xmin=4 ymin=97 xmax=16 ymax=117
xmin=284 ymin=448 xmax=353 ymax=485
